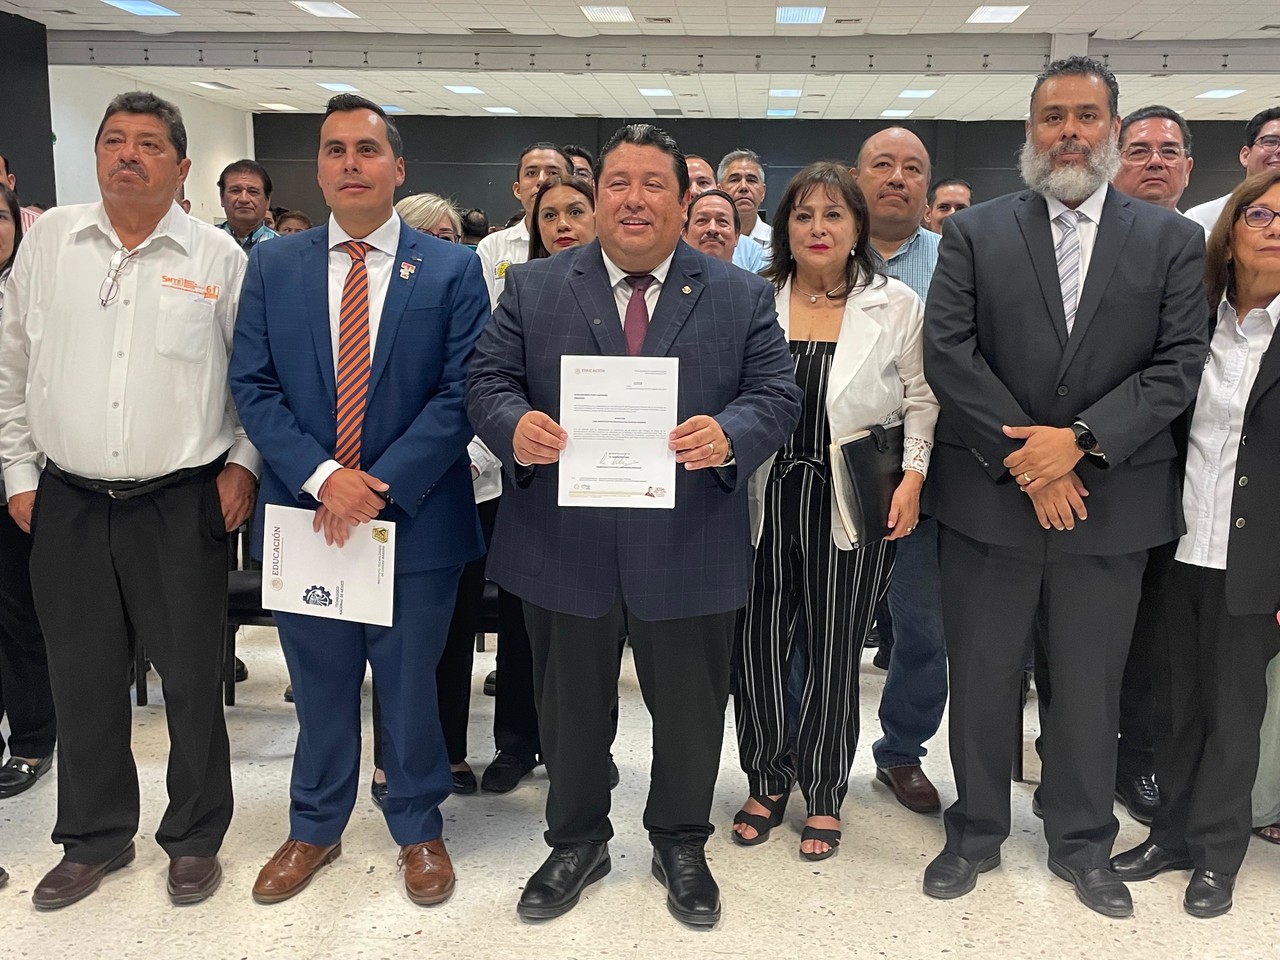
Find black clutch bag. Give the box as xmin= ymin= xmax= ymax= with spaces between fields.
xmin=828 ymin=423 xmax=905 ymax=548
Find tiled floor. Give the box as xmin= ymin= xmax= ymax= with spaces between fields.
xmin=1 ymin=625 xmax=1277 ymax=959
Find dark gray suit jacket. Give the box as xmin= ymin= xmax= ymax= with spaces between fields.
xmin=466 ymin=239 xmax=801 ymax=620
xmin=922 ymin=186 xmax=1209 ymax=556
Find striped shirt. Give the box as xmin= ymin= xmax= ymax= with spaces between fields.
xmin=19 ymin=207 xmax=40 ymax=232
xmin=871 ymin=225 xmax=939 ymax=302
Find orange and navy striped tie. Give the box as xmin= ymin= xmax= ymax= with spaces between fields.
xmin=335 ymin=240 xmax=373 ymax=469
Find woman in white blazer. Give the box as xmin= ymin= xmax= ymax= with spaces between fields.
xmin=732 ymin=162 xmax=939 ymax=860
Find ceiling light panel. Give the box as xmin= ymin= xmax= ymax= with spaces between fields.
xmin=99 ymin=0 xmax=179 ymax=14
xmin=965 ymin=6 xmax=1027 ymax=23
xmin=291 ymin=1 xmax=359 ymax=18
xmin=776 ymin=7 xmax=826 ymax=24
xmin=580 ymin=6 xmax=634 ymax=23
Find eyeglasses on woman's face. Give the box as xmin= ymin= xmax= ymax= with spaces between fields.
xmin=1240 ymin=204 xmax=1280 ymax=230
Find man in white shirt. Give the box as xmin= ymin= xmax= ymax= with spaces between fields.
xmin=0 ymin=91 xmax=258 ymax=910
xmin=475 ymin=142 xmax=572 ymax=307
xmin=1113 ymin=105 xmax=1195 ymax=213
xmin=718 ymin=149 xmax=773 ymax=265
xmin=1185 ymin=107 xmax=1280 ymax=232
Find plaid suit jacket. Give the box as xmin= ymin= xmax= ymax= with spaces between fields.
xmin=467 ymin=239 xmax=801 ymax=620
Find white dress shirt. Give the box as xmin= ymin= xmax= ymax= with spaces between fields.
xmin=601 ymin=248 xmax=675 ymax=327
xmin=476 ymin=219 xmax=530 ymax=310
xmin=1176 ymin=293 xmax=1279 ymax=569
xmin=1184 ymin=194 xmax=1230 ymax=236
xmin=1045 ymin=182 xmax=1108 ymax=319
xmin=301 ymin=212 xmax=402 ymax=499
xmin=746 ymin=217 xmax=772 ymax=249
xmin=0 ymin=202 xmax=257 ymax=494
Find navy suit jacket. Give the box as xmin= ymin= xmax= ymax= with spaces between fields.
xmin=466 ymin=239 xmax=802 ymax=621
xmin=922 ymin=187 xmax=1209 ymax=556
xmin=229 ymin=221 xmax=489 ymax=574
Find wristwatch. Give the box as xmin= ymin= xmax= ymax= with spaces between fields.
xmin=722 ymin=433 xmax=735 ymax=466
xmin=1071 ymin=421 xmax=1099 ymax=454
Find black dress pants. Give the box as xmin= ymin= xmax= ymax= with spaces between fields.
xmin=939 ymin=524 xmax=1146 ymax=869
xmin=524 ymin=598 xmax=734 ymax=850
xmin=28 ymin=466 xmax=232 ymax=863
xmin=1149 ymin=561 xmax=1280 ymax=873
xmin=0 ymin=508 xmax=56 ymax=759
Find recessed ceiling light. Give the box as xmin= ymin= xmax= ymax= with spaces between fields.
xmin=881 ymin=108 xmax=914 ymax=118
xmin=191 ymin=81 xmax=236 ymax=90
xmin=767 ymin=108 xmax=797 ymax=117
xmin=1196 ymin=88 xmax=1245 ymax=99
xmin=258 ymin=103 xmax=300 ymax=111
xmin=965 ymin=5 xmax=1026 ymax=23
xmin=380 ymin=105 xmax=406 ymax=113
xmin=100 ymin=0 xmax=179 ymax=15
xmin=445 ymin=84 xmax=484 ymax=95
xmin=776 ymin=6 xmax=825 ymax=24
xmin=317 ymin=82 xmax=358 ymax=92
xmin=899 ymin=89 xmax=936 ymax=99
xmin=291 ymin=1 xmax=359 ymax=18
xmin=485 ymin=106 xmax=519 ymax=114
xmin=639 ymin=88 xmax=673 ymax=97
xmin=770 ymin=89 xmax=803 ymax=97
xmin=580 ymin=5 xmax=634 ymax=22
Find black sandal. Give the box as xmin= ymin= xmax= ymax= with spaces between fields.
xmin=732 ymin=793 xmax=789 ymax=846
xmin=800 ymin=826 xmax=841 ymax=862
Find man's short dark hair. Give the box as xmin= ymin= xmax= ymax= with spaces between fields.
xmin=1120 ymin=105 xmax=1193 ymax=156
xmin=218 ymin=159 xmax=273 ymax=199
xmin=95 ymin=91 xmax=188 ymax=161
xmin=1030 ymin=56 xmax=1120 ymax=121
xmin=461 ymin=207 xmax=489 ymax=238
xmin=927 ymin=177 xmax=973 ymax=206
xmin=323 ymin=94 xmax=403 ymax=158
xmin=515 ymin=142 xmax=572 ymax=180
xmin=594 ymin=124 xmax=689 ymax=198
xmin=1245 ymin=107 xmax=1280 ymax=148
xmin=562 ymin=144 xmax=595 ymax=172
xmin=686 ymin=188 xmax=741 ymax=233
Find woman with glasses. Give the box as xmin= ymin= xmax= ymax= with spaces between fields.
xmin=0 ymin=183 xmax=58 ymax=803
xmin=527 ymin=176 xmax=595 ymax=260
xmin=395 ymin=193 xmax=462 ymax=243
xmin=1112 ymin=169 xmax=1280 ymax=918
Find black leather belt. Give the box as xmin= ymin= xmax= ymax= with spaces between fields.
xmin=45 ymin=458 xmax=223 ymax=501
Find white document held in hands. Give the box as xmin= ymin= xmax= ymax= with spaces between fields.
xmin=558 ymin=355 xmax=679 ymax=509
xmin=261 ymin=504 xmax=396 ymax=627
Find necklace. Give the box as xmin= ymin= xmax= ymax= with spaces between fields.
xmin=793 ymin=282 xmax=846 ymax=304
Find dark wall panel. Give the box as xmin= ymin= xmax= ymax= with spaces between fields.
xmin=254 ymin=113 xmax=1248 ymax=226
xmin=0 ymin=12 xmax=56 ymax=206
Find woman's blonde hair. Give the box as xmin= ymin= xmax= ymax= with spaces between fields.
xmin=395 ymin=192 xmax=462 ymax=239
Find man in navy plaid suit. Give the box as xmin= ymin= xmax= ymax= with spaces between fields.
xmin=467 ymin=124 xmax=801 ymax=927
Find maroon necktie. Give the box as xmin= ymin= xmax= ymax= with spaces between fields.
xmin=623 ymin=274 xmax=655 ymax=356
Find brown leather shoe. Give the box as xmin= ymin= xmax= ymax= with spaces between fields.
xmin=252 ymin=839 xmax=342 ymax=904
xmin=32 ymin=843 xmax=136 ymax=910
xmin=876 ymin=765 xmax=942 ymax=813
xmin=168 ymin=855 xmax=222 ymax=905
xmin=400 ymin=839 xmax=455 ymax=906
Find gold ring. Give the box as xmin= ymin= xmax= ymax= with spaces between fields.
xmin=1021 ymin=472 xmax=1033 ymax=484
xmin=708 ymin=442 xmax=714 ymax=454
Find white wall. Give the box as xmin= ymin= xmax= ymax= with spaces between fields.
xmin=48 ymin=66 xmax=254 ymax=224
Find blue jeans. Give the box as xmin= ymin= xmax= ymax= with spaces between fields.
xmin=873 ymin=517 xmax=948 ymax=769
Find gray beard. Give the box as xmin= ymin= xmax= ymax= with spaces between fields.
xmin=1019 ymin=138 xmax=1121 ymax=205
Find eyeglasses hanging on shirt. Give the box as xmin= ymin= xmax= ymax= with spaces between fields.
xmin=99 ymin=248 xmax=139 ymax=308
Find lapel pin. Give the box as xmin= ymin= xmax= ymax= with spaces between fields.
xmin=682 ymin=285 xmax=692 ymax=294
xmin=399 ymin=262 xmax=416 ymax=280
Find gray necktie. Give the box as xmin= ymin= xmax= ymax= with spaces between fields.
xmin=1055 ymin=209 xmax=1083 ymax=336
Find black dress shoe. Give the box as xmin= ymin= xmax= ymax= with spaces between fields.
xmin=481 ymin=752 xmax=538 ymax=793
xmin=608 ymin=759 xmax=620 ymax=790
xmin=1047 ymin=858 xmax=1133 ymax=918
xmin=0 ymin=755 xmax=54 ymax=798
xmin=872 ymin=648 xmax=891 ymax=670
xmin=451 ymin=768 xmax=478 ymax=795
xmin=283 ymin=684 xmax=294 ymax=703
xmin=1184 ymin=869 xmax=1234 ymax=918
xmin=370 ymin=779 xmax=388 ymax=809
xmin=1110 ymin=839 xmax=1193 ymax=881
xmin=483 ymin=670 xmax=497 ymax=697
xmin=923 ymin=850 xmax=1000 ymax=899
xmin=864 ymin=626 xmax=881 ymax=649
xmin=517 ymin=842 xmax=610 ymax=920
xmin=1115 ymin=772 xmax=1161 ymax=825
xmin=1032 ymin=788 xmax=1043 ymax=820
xmin=652 ymin=844 xmax=721 ymax=926
xmin=234 ymin=657 xmax=248 ymax=683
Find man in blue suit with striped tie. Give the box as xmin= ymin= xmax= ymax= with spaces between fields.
xmin=229 ymin=95 xmax=489 ymax=907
